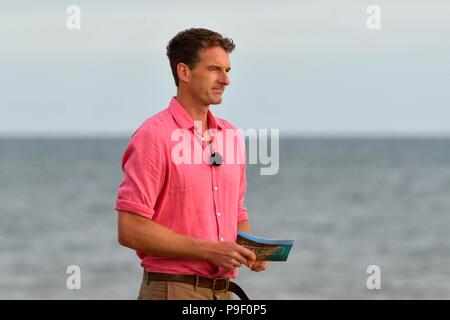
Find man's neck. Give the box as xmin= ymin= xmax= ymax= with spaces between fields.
xmin=176 ymin=91 xmax=209 ymax=134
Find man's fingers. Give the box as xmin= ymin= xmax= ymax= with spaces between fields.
xmin=253 ymin=264 xmax=265 ymax=270
xmin=237 ymin=245 xmax=256 ymax=263
xmin=224 ymin=262 xmax=235 ymax=270
xmin=251 ymin=261 xmax=269 ymax=272
xmin=230 ymin=259 xmax=242 ymax=268
xmin=232 ymin=252 xmax=248 ymax=266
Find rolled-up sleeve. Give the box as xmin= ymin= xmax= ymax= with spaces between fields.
xmin=115 ymin=126 xmax=166 ymax=220
xmin=237 ymin=163 xmax=249 ymax=222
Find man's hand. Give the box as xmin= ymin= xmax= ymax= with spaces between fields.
xmin=205 ymin=241 xmax=256 ymax=271
xmin=249 ymin=261 xmax=269 ymax=272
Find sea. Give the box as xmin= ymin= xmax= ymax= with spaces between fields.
xmin=1 ymin=137 xmax=450 ymax=299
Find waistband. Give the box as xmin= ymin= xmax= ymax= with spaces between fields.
xmin=144 ymin=271 xmax=250 ymax=300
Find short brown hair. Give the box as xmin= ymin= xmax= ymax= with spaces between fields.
xmin=166 ymin=28 xmax=235 ymax=86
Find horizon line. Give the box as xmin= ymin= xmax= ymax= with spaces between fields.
xmin=2 ymin=132 xmax=450 ymax=139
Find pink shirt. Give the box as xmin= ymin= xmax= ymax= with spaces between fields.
xmin=115 ymin=97 xmax=249 ymax=279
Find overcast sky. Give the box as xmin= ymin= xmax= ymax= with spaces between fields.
xmin=1 ymin=0 xmax=449 ymax=137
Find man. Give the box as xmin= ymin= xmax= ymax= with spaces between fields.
xmin=115 ymin=28 xmax=268 ymax=300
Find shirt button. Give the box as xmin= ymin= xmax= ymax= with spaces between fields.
xmin=220 ymin=237 xmax=224 ymax=242
xmin=214 ymin=186 xmax=218 ymax=191
xmin=217 ymin=212 xmax=221 ymax=217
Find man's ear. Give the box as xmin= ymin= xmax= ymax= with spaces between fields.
xmin=177 ymin=63 xmax=190 ymax=84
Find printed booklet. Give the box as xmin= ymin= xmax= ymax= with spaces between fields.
xmin=236 ymin=231 xmax=294 ymax=261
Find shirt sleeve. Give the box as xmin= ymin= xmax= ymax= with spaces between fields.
xmin=115 ymin=126 xmax=166 ymax=220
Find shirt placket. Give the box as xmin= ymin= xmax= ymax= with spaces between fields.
xmin=193 ymin=127 xmax=223 ymax=242
xmin=210 ymin=165 xmax=223 ymax=242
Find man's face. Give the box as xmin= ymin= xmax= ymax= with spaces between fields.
xmin=185 ymin=46 xmax=231 ymax=106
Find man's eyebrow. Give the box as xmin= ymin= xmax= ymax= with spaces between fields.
xmin=208 ymin=64 xmax=232 ymax=71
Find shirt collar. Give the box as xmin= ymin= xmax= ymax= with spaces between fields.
xmin=168 ymin=96 xmax=222 ymax=131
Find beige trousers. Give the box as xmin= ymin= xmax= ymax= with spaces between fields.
xmin=137 ymin=277 xmax=234 ymax=300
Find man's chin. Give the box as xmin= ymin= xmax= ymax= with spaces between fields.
xmin=201 ymin=93 xmax=223 ymax=106
xmin=209 ymin=95 xmax=223 ymax=105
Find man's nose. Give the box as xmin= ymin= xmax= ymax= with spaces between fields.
xmin=219 ymin=71 xmax=230 ymax=86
